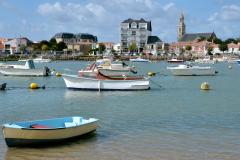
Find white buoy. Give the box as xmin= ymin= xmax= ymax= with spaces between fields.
xmin=228 ymin=66 xmax=232 ymax=69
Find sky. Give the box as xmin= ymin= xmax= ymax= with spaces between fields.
xmin=0 ymin=0 xmax=240 ymax=43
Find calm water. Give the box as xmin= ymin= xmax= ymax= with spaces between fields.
xmin=0 ymin=61 xmax=240 ymax=160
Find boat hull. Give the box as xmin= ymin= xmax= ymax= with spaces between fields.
xmin=3 ymin=117 xmax=98 ymax=147
xmin=63 ymin=75 xmax=150 ymax=91
xmin=130 ymin=59 xmax=150 ymax=62
xmin=0 ymin=68 xmax=49 ymax=76
xmin=34 ymin=59 xmax=51 ymax=63
xmin=167 ymin=67 xmax=216 ymax=76
xmin=98 ymin=69 xmax=132 ymax=77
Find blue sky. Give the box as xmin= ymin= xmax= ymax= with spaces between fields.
xmin=0 ymin=0 xmax=240 ymax=42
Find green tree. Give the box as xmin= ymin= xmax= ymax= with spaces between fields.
xmin=213 ymin=38 xmax=222 ymax=44
xmin=49 ymin=38 xmax=58 ymax=50
xmin=40 ymin=40 xmax=50 ymax=46
xmin=128 ymin=42 xmax=137 ymax=53
xmin=207 ymin=46 xmax=213 ymax=55
xmin=98 ymin=43 xmax=106 ymax=54
xmin=56 ymin=41 xmax=67 ymax=51
xmin=197 ymin=36 xmax=206 ymax=42
xmin=31 ymin=43 xmax=41 ymax=51
xmin=185 ymin=45 xmax=192 ymax=51
xmin=19 ymin=45 xmax=27 ymax=54
xmin=219 ymin=43 xmax=228 ymax=53
xmin=41 ymin=44 xmax=49 ymax=51
xmin=224 ymin=38 xmax=237 ymax=44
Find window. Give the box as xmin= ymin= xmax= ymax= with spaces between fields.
xmin=131 ymin=22 xmax=137 ymax=28
xmin=132 ymin=31 xmax=136 ymax=36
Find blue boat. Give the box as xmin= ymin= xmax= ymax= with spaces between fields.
xmin=2 ymin=116 xmax=99 ymax=147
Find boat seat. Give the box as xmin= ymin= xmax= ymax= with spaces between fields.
xmin=30 ymin=124 xmax=51 ymax=129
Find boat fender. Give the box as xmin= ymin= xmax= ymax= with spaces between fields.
xmin=130 ymin=68 xmax=137 ymax=74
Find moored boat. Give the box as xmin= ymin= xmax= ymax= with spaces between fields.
xmin=167 ymin=64 xmax=217 ymax=76
xmin=79 ymin=58 xmax=136 ymax=77
xmin=63 ymin=74 xmax=150 ymax=91
xmin=33 ymin=56 xmax=51 ymax=63
xmin=0 ymin=60 xmax=50 ymax=76
xmin=167 ymin=58 xmax=184 ymax=63
xmin=195 ymin=56 xmax=216 ymax=64
xmin=130 ymin=57 xmax=151 ymax=62
xmin=2 ymin=116 xmax=99 ymax=147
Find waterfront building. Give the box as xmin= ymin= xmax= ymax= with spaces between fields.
xmin=227 ymin=42 xmax=240 ymax=55
xmin=97 ymin=42 xmax=114 ymax=55
xmin=170 ymin=40 xmax=212 ymax=57
xmin=171 ymin=13 xmax=217 ymax=57
xmin=145 ymin=36 xmax=168 ymax=55
xmin=53 ymin=33 xmax=98 ymax=54
xmin=4 ymin=38 xmax=32 ymax=54
xmin=113 ymin=43 xmax=121 ymax=54
xmin=120 ymin=18 xmax=152 ymax=53
xmin=178 ymin=13 xmax=186 ymax=41
xmin=209 ymin=42 xmax=240 ymax=55
xmin=0 ymin=38 xmax=7 ymax=54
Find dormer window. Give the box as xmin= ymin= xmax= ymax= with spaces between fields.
xmin=131 ymin=22 xmax=137 ymax=29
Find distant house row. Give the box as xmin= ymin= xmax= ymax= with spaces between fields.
xmin=170 ymin=13 xmax=240 ymax=56
xmin=1 ymin=15 xmax=240 ymax=56
xmin=0 ymin=38 xmax=32 ymax=54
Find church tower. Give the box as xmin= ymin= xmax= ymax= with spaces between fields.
xmin=178 ymin=13 xmax=185 ymax=41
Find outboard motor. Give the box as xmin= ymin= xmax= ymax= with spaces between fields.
xmin=43 ymin=66 xmax=51 ymax=76
xmin=0 ymin=83 xmax=7 ymax=90
xmin=25 ymin=59 xmax=35 ymax=69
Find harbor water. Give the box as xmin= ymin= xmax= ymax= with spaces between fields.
xmin=0 ymin=61 xmax=240 ymax=160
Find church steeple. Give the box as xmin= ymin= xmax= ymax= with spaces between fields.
xmin=178 ymin=13 xmax=186 ymax=41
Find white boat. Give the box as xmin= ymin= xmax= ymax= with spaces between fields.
xmin=79 ymin=58 xmax=136 ymax=77
xmin=195 ymin=56 xmax=216 ymax=64
xmin=63 ymin=74 xmax=150 ymax=91
xmin=130 ymin=57 xmax=151 ymax=62
xmin=167 ymin=58 xmax=184 ymax=63
xmin=2 ymin=116 xmax=98 ymax=147
xmin=167 ymin=64 xmax=217 ymax=76
xmin=0 ymin=60 xmax=50 ymax=76
xmin=33 ymin=56 xmax=51 ymax=63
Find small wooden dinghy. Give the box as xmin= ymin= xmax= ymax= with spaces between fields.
xmin=0 ymin=83 xmax=7 ymax=90
xmin=2 ymin=116 xmax=99 ymax=147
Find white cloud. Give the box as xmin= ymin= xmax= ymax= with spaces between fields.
xmin=208 ymin=4 xmax=240 ymax=21
xmin=36 ymin=1 xmax=180 ymax=42
xmin=221 ymin=5 xmax=240 ymax=20
xmin=208 ymin=12 xmax=218 ymax=21
xmin=206 ymin=4 xmax=240 ymax=39
xmin=163 ymin=2 xmax=175 ymax=11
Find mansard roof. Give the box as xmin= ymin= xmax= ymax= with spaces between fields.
xmin=147 ymin=36 xmax=162 ymax=44
xmin=179 ymin=32 xmax=216 ymax=42
xmin=122 ymin=18 xmax=152 ymax=31
xmin=53 ymin=32 xmax=97 ymax=42
xmin=53 ymin=32 xmax=75 ymax=39
xmin=76 ymin=33 xmax=98 ymax=42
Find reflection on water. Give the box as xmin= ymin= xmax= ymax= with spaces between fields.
xmin=64 ymin=90 xmax=148 ymax=100
xmin=5 ymin=132 xmax=98 ymax=160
